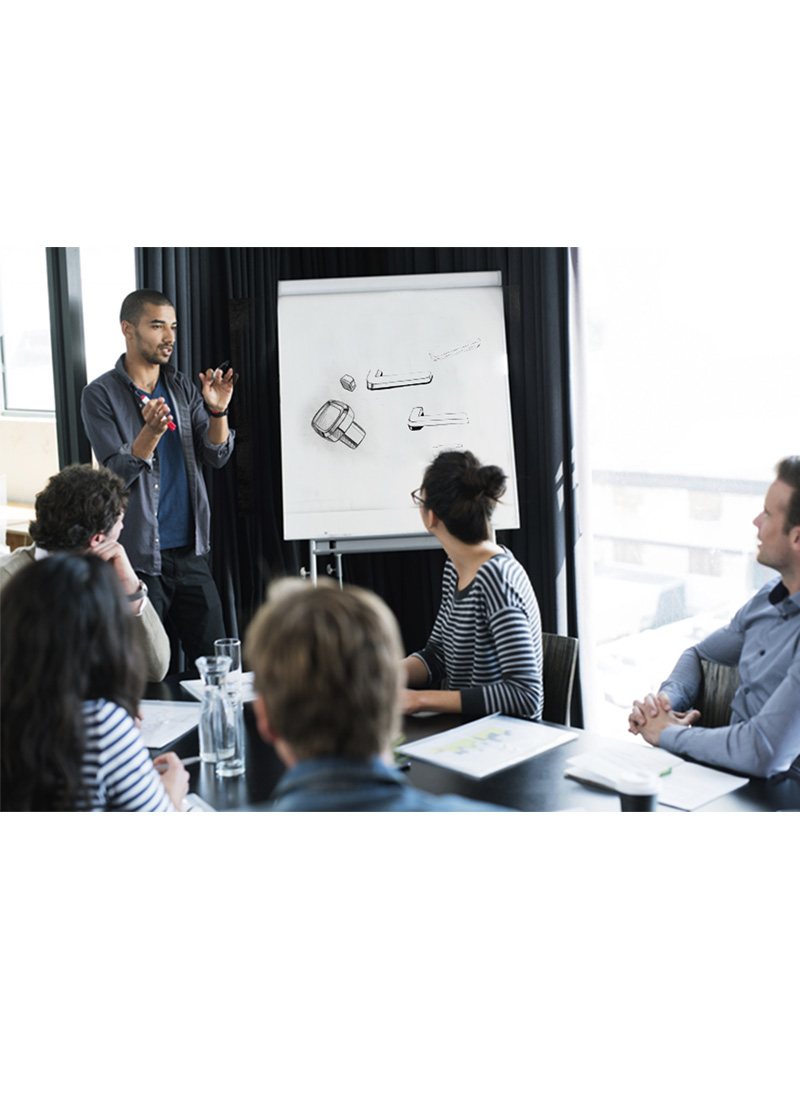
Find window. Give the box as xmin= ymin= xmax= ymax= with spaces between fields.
xmin=80 ymin=247 xmax=135 ymax=383
xmin=582 ymin=247 xmax=799 ymax=738
xmin=0 ymin=247 xmax=135 ymax=415
xmin=0 ymin=247 xmax=55 ymax=413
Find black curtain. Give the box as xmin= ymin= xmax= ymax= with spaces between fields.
xmin=48 ymin=247 xmax=91 ymax=468
xmin=136 ymin=247 xmax=582 ymax=723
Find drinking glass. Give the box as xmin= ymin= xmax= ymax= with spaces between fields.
xmin=214 ymin=638 xmax=242 ymax=694
xmin=213 ymin=638 xmax=246 ymax=777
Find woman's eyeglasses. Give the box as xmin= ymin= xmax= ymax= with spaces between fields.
xmin=411 ymin=488 xmax=425 ymax=506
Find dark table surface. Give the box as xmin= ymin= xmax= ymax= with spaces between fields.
xmin=146 ymin=675 xmax=800 ymax=812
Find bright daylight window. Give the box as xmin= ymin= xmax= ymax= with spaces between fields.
xmin=80 ymin=247 xmax=135 ymax=383
xmin=582 ymin=247 xmax=798 ymax=739
xmin=0 ymin=247 xmax=55 ymax=413
xmin=0 ymin=247 xmax=135 ymax=414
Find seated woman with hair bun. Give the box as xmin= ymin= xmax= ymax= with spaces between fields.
xmin=402 ymin=450 xmax=543 ymax=719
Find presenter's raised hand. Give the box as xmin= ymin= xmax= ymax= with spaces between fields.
xmin=199 ymin=364 xmax=237 ymax=413
xmin=131 ymin=395 xmax=173 ymax=460
xmin=142 ymin=395 xmax=173 ymax=436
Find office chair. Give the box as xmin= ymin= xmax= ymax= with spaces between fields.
xmin=541 ymin=632 xmax=579 ymax=726
xmin=697 ymin=658 xmax=740 ymax=728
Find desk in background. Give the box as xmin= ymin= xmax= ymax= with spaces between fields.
xmin=2 ymin=502 xmax=35 ymax=551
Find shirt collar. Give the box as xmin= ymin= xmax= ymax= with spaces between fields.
xmin=768 ymin=579 xmax=800 ymax=614
xmin=274 ymin=755 xmax=407 ymax=794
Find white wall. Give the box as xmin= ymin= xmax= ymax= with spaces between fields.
xmin=0 ymin=417 xmax=59 ymax=502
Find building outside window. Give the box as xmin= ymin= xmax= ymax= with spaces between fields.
xmin=582 ymin=247 xmax=798 ymax=738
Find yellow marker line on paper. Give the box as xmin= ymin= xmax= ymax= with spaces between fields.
xmin=431 ymin=726 xmax=508 ymax=755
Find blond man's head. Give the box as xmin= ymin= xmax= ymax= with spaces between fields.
xmin=244 ymin=579 xmax=404 ymax=761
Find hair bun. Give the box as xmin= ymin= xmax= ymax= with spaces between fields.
xmin=421 ymin=450 xmax=507 ymax=543
xmin=457 ymin=459 xmax=506 ymax=503
xmin=478 ymin=464 xmax=507 ymax=503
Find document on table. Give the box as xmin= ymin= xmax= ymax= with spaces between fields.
xmin=138 ymin=700 xmax=202 ymax=750
xmin=564 ymin=739 xmax=749 ymax=811
xmin=399 ymin=714 xmax=578 ymax=779
xmin=180 ymin=670 xmax=258 ymax=703
xmin=182 ymin=793 xmax=217 ymax=812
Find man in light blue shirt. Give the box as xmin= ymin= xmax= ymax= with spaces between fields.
xmin=628 ymin=457 xmax=800 ymax=778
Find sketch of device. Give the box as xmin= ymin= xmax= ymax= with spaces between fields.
xmin=407 ymin=407 xmax=469 ymax=431
xmin=428 ymin=339 xmax=481 ymax=361
xmin=311 ymin=400 xmax=365 ymax=448
xmin=366 ymin=367 xmax=433 ymax=390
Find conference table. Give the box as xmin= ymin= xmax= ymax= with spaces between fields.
xmin=147 ymin=676 xmax=800 ymax=812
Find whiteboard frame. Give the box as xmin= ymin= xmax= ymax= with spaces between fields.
xmin=277 ymin=270 xmax=519 ymax=541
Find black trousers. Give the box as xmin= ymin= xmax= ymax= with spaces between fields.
xmin=139 ymin=547 xmax=227 ymax=671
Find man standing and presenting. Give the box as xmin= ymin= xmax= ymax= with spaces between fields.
xmin=81 ymin=289 xmax=236 ymax=668
xmin=629 ymin=456 xmax=800 ymax=778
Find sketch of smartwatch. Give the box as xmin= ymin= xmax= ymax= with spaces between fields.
xmin=311 ymin=400 xmax=366 ymax=448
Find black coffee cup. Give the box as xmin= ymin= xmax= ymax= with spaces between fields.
xmin=616 ymin=772 xmax=659 ymax=812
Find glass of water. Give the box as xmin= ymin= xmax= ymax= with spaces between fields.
xmin=214 ymin=638 xmax=242 ymax=693
xmin=195 ymin=655 xmax=231 ymax=763
xmin=213 ymin=638 xmax=246 ymax=777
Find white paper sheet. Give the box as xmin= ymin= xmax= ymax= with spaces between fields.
xmin=656 ymin=761 xmax=749 ymax=811
xmin=180 ymin=670 xmax=258 ymax=704
xmin=138 ymin=700 xmax=201 ymax=750
xmin=564 ymin=738 xmax=749 ymax=811
xmin=182 ymin=793 xmax=217 ymax=812
xmin=399 ymin=714 xmax=578 ymax=779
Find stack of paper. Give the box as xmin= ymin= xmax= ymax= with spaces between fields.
xmin=180 ymin=670 xmax=258 ymax=704
xmin=564 ymin=740 xmax=749 ymax=811
xmin=182 ymin=794 xmax=217 ymax=812
xmin=138 ymin=700 xmax=201 ymax=750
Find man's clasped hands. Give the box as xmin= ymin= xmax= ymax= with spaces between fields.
xmin=627 ymin=692 xmax=701 ymax=747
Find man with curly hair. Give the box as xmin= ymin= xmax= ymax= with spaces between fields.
xmin=1 ymin=464 xmax=169 ymax=682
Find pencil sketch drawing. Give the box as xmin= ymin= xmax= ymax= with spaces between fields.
xmin=366 ymin=368 xmax=433 ymax=390
xmin=278 ymin=273 xmax=518 ymax=540
xmin=428 ymin=339 xmax=481 ymax=361
xmin=311 ymin=400 xmax=365 ymax=448
xmin=407 ymin=407 xmax=470 ymax=431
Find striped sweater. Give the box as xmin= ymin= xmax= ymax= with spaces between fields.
xmin=77 ymin=699 xmax=174 ymax=811
xmin=412 ymin=548 xmax=544 ymax=718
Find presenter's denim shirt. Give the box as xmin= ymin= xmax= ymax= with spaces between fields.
xmin=81 ymin=357 xmax=235 ymax=575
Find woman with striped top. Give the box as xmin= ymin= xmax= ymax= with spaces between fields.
xmin=402 ymin=450 xmax=543 ymax=719
xmin=1 ymin=554 xmax=188 ymax=811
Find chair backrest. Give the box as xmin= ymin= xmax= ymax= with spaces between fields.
xmin=541 ymin=632 xmax=579 ymax=726
xmin=697 ymin=658 xmax=740 ymax=728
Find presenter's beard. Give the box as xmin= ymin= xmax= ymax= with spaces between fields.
xmin=142 ymin=344 xmax=174 ymax=366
